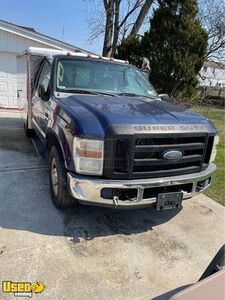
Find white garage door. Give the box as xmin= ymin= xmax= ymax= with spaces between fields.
xmin=0 ymin=53 xmax=17 ymax=107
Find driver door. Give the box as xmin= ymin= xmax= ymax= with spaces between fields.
xmin=32 ymin=60 xmax=51 ymax=142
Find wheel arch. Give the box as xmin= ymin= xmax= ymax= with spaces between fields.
xmin=46 ymin=129 xmax=67 ymax=168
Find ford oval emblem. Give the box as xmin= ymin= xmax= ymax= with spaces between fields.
xmin=163 ymin=150 xmax=183 ymax=160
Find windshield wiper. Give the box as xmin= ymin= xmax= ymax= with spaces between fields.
xmin=60 ymin=89 xmax=116 ymax=97
xmin=61 ymin=89 xmax=99 ymax=95
xmin=117 ymin=92 xmax=156 ymax=99
xmin=95 ymin=91 xmax=116 ymax=97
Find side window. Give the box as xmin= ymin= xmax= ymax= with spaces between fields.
xmin=37 ymin=61 xmax=51 ymax=94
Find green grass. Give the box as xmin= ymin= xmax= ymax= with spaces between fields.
xmin=193 ymin=106 xmax=224 ymax=206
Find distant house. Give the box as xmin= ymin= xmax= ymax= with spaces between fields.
xmin=0 ymin=19 xmax=92 ymax=108
xmin=198 ymin=61 xmax=225 ymax=88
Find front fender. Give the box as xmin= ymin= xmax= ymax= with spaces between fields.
xmin=46 ymin=123 xmax=74 ymax=171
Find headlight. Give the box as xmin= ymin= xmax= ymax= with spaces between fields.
xmin=210 ymin=135 xmax=219 ymax=163
xmin=73 ymin=137 xmax=104 ymax=175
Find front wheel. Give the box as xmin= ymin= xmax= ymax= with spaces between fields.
xmin=49 ymin=146 xmax=78 ymax=209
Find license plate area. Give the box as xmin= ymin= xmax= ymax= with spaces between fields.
xmin=156 ymin=192 xmax=183 ymax=210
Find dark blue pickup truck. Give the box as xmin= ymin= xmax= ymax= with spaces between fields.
xmin=17 ymin=47 xmax=218 ymax=209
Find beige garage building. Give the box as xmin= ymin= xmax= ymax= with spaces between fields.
xmin=0 ymin=19 xmax=89 ymax=108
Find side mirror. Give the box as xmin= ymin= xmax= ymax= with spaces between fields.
xmin=159 ymin=93 xmax=170 ymax=100
xmin=38 ymin=84 xmax=49 ymax=101
xmin=141 ymin=57 xmax=151 ymax=76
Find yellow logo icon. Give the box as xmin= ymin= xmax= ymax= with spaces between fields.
xmin=2 ymin=281 xmax=45 ymax=298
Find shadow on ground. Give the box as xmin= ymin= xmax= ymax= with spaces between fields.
xmin=64 ymin=205 xmax=182 ymax=242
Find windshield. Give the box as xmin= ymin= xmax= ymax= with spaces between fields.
xmin=56 ymin=58 xmax=158 ymax=98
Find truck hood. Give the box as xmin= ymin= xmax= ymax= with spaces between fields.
xmin=57 ymin=94 xmax=215 ymax=138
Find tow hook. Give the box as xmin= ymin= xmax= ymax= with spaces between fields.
xmin=113 ymin=196 xmax=119 ymax=207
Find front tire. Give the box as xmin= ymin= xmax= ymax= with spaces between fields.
xmin=49 ymin=146 xmax=77 ymax=209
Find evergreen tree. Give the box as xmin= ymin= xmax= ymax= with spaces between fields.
xmin=142 ymin=0 xmax=208 ymax=97
xmin=116 ymin=35 xmax=143 ymax=68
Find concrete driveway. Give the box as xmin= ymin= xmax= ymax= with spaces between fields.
xmin=0 ymin=111 xmax=224 ymax=300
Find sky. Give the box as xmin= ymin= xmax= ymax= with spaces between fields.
xmin=0 ymin=0 xmax=103 ymax=54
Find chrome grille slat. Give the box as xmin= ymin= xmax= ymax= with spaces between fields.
xmin=131 ymin=166 xmax=201 ymax=178
xmin=134 ymin=154 xmax=203 ymax=166
xmin=135 ymin=142 xmax=205 ymax=152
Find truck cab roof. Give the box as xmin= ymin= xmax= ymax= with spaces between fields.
xmin=18 ymin=47 xmax=129 ymax=65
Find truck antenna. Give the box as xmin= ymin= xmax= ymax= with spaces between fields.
xmin=61 ymin=26 xmax=65 ymax=50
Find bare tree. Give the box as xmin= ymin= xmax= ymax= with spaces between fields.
xmin=102 ymin=0 xmax=115 ymax=56
xmin=130 ymin=0 xmax=154 ymax=36
xmin=199 ymin=0 xmax=225 ymax=61
xmin=86 ymin=0 xmax=154 ymax=57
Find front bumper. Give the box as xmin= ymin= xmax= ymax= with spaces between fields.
xmin=68 ymin=163 xmax=217 ymax=208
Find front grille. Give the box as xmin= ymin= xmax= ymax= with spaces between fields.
xmin=104 ymin=133 xmax=214 ymax=179
xmin=132 ymin=135 xmax=206 ymax=178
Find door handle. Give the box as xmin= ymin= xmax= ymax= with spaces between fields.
xmin=44 ymin=112 xmax=49 ymax=122
xmin=17 ymin=89 xmax=22 ymax=98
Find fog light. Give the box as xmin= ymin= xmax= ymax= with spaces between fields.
xmin=196 ymin=178 xmax=211 ymax=192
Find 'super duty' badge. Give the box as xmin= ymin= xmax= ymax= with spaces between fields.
xmin=163 ymin=150 xmax=183 ymax=160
